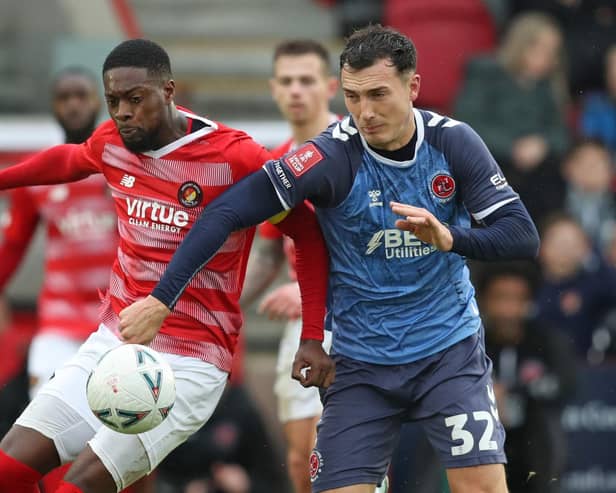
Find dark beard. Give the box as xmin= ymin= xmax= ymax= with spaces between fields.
xmin=61 ymin=115 xmax=98 ymax=144
xmin=121 ymin=132 xmax=158 ymax=154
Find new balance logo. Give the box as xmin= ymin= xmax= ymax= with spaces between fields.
xmin=120 ymin=174 xmax=136 ymax=188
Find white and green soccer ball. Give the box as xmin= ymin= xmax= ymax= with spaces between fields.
xmin=86 ymin=344 xmax=176 ymax=434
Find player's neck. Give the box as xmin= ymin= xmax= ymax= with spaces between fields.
xmin=156 ymin=103 xmax=188 ymax=148
xmin=291 ymin=111 xmax=335 ymax=145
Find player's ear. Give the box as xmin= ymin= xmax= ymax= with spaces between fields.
xmin=163 ymin=79 xmax=175 ymax=103
xmin=327 ymin=76 xmax=339 ymax=99
xmin=409 ymin=72 xmax=420 ymax=103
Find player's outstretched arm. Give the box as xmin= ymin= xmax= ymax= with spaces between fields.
xmin=0 ymin=144 xmax=99 ymax=190
xmin=273 ymin=203 xmax=335 ymax=388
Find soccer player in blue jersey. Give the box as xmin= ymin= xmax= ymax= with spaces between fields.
xmin=121 ymin=25 xmax=539 ymax=493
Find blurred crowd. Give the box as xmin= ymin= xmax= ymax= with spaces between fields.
xmin=1 ymin=0 xmax=616 ymax=492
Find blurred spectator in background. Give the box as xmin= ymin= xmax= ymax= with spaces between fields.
xmin=511 ymin=0 xmax=616 ymax=97
xmin=560 ymin=139 xmax=616 ymax=250
xmin=156 ymin=381 xmax=286 ymax=493
xmin=454 ymin=12 xmax=569 ymax=223
xmin=241 ymin=39 xmax=337 ymax=493
xmin=535 ymin=214 xmax=616 ymax=360
xmin=579 ymin=45 xmax=616 ymax=155
xmin=480 ymin=263 xmax=576 ymax=493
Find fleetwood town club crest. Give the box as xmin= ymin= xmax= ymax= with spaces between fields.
xmin=178 ymin=181 xmax=203 ymax=208
xmin=309 ymin=449 xmax=323 ymax=482
xmin=430 ymin=173 xmax=456 ymax=202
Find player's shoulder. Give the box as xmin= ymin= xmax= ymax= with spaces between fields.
xmin=87 ymin=119 xmax=122 ymax=155
xmin=312 ymin=114 xmax=363 ymax=157
xmin=418 ymin=109 xmax=478 ymax=150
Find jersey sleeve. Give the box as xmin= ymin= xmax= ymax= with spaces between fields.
xmin=0 ymin=132 xmax=103 ymax=191
xmin=225 ymin=132 xmax=274 ymax=181
xmin=443 ymin=122 xmax=519 ymax=221
xmin=262 ymin=126 xmax=358 ymax=210
xmin=0 ymin=189 xmax=40 ymax=291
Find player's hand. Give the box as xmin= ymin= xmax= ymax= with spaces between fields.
xmin=292 ymin=339 xmax=335 ymax=388
xmin=390 ymin=202 xmax=453 ymax=251
xmin=258 ymin=282 xmax=301 ymax=321
xmin=118 ymin=295 xmax=170 ymax=345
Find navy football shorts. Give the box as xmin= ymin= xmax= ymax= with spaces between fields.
xmin=309 ymin=330 xmax=506 ymax=492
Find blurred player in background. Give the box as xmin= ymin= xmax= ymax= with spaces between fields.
xmin=0 ymin=66 xmax=116 ymax=399
xmin=0 ymin=39 xmax=329 ymax=493
xmin=240 ymin=39 xmax=338 ymax=493
xmin=0 ymin=66 xmax=156 ymax=493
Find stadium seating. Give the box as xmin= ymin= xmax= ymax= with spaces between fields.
xmin=384 ymin=0 xmax=496 ymax=115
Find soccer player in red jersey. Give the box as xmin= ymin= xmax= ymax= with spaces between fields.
xmin=0 ymin=39 xmax=329 ymax=493
xmin=0 ymin=67 xmax=116 ymax=400
xmin=241 ymin=39 xmax=338 ymax=493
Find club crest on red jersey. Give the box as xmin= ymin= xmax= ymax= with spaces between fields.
xmin=309 ymin=449 xmax=323 ymax=482
xmin=283 ymin=143 xmax=323 ymax=177
xmin=178 ymin=181 xmax=203 ymax=208
xmin=430 ymin=173 xmax=456 ymax=202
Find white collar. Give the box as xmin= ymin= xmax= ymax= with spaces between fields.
xmin=142 ymin=109 xmax=218 ymax=159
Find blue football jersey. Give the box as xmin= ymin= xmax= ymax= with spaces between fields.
xmin=263 ymin=109 xmax=519 ymax=365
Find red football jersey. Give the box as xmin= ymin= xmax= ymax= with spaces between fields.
xmin=95 ymin=111 xmax=271 ymax=371
xmin=0 ymin=109 xmax=273 ymax=371
xmin=0 ymin=176 xmax=117 ymax=340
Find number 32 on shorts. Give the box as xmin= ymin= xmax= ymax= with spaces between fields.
xmin=444 ymin=385 xmax=500 ymax=456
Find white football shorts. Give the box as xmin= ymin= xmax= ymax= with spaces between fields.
xmin=28 ymin=331 xmax=83 ymax=399
xmin=274 ymin=319 xmax=332 ymax=423
xmin=16 ymin=324 xmax=228 ymax=491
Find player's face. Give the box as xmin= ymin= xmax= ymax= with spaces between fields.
xmin=53 ymin=74 xmax=100 ymax=142
xmin=103 ymin=67 xmax=174 ymax=153
xmin=271 ymin=54 xmax=336 ymax=125
xmin=342 ymin=58 xmax=420 ymax=151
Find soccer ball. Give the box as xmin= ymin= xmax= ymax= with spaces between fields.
xmin=86 ymin=344 xmax=176 ymax=434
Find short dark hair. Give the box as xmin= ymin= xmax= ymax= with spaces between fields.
xmin=273 ymin=39 xmax=331 ymax=72
xmin=102 ymin=39 xmax=172 ymax=79
xmin=340 ymin=24 xmax=417 ymax=75
xmin=51 ymin=66 xmax=98 ymax=91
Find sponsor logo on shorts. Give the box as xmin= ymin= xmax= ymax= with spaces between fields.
xmin=309 ymin=449 xmax=323 ymax=482
xmin=430 ymin=172 xmax=456 ymax=202
xmin=178 ymin=181 xmax=203 ymax=208
xmin=284 ymin=143 xmax=323 ymax=177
